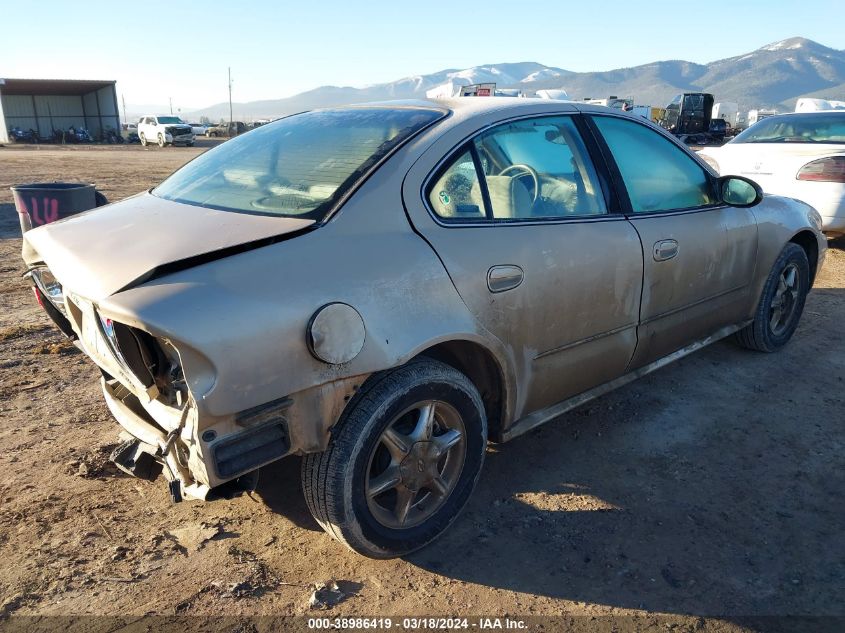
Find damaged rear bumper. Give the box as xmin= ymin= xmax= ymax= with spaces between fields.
xmin=101 ymin=377 xmax=209 ymax=501
xmin=101 ymin=376 xmax=292 ymax=502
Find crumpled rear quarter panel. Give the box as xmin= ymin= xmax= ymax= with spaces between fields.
xmin=97 ymin=169 xmax=492 ymax=423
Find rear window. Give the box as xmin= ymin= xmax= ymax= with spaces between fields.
xmin=732 ymin=113 xmax=845 ymax=144
xmin=154 ymin=107 xmax=445 ymax=220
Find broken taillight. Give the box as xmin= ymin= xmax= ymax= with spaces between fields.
xmin=27 ymin=266 xmax=67 ymax=317
xmin=95 ymin=313 xmax=184 ymax=405
xmin=796 ymin=156 xmax=845 ymax=183
xmin=27 ymin=269 xmax=76 ymax=339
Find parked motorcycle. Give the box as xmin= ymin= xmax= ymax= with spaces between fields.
xmin=69 ymin=126 xmax=93 ymax=143
xmin=101 ymin=128 xmax=124 ymax=144
xmin=8 ymin=127 xmax=39 ymax=144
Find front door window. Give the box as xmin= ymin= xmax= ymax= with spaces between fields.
xmin=592 ymin=115 xmax=714 ymax=213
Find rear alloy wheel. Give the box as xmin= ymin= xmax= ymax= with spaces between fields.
xmin=364 ymin=399 xmax=466 ymax=530
xmin=302 ymin=359 xmax=487 ymax=558
xmin=139 ymin=132 xmax=147 ymax=146
xmin=157 ymin=133 xmax=166 ymax=147
xmin=734 ymin=242 xmax=809 ymax=352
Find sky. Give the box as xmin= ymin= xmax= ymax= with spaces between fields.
xmin=2 ymin=0 xmax=842 ymax=111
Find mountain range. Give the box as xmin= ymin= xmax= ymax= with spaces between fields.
xmin=180 ymin=37 xmax=845 ymax=121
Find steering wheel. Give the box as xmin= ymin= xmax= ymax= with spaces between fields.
xmin=498 ymin=164 xmax=540 ymax=205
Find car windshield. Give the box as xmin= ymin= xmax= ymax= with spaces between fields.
xmin=157 ymin=116 xmax=185 ymax=124
xmin=153 ymin=106 xmax=445 ymax=220
xmin=732 ymin=113 xmax=845 ymax=144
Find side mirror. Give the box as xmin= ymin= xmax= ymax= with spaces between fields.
xmin=719 ymin=175 xmax=763 ymax=208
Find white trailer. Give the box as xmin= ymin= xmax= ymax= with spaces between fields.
xmin=712 ymin=102 xmax=739 ymax=126
xmin=494 ymin=88 xmax=525 ymax=98
xmin=535 ymin=89 xmax=569 ymax=100
xmin=583 ymin=96 xmax=632 ymax=109
xmin=795 ymin=98 xmax=845 ymax=112
xmin=747 ymin=109 xmax=778 ymax=126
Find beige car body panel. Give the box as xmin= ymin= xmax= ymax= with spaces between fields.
xmin=22 ymin=99 xmax=826 ymax=498
xmin=400 ymin=102 xmax=644 ymax=419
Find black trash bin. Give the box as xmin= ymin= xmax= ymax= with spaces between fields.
xmin=11 ymin=182 xmax=108 ymax=263
xmin=10 ymin=182 xmax=108 ymax=232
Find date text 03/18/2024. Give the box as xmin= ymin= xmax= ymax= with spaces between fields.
xmin=307 ymin=617 xmax=529 ymax=630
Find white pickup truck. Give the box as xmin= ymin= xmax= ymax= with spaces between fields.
xmin=137 ymin=115 xmax=195 ymax=147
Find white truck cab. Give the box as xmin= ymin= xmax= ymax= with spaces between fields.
xmin=137 ymin=115 xmax=195 ymax=147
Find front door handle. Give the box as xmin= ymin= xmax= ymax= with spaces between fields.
xmin=487 ymin=265 xmax=524 ymax=293
xmin=653 ymin=239 xmax=679 ymax=262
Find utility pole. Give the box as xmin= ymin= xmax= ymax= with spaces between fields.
xmin=228 ymin=67 xmax=233 ymax=132
xmin=169 ymin=97 xmax=173 ymax=114
xmin=121 ymin=94 xmax=127 ymax=129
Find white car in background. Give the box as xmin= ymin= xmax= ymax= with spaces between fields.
xmin=699 ymin=112 xmax=845 ymax=236
xmin=137 ymin=115 xmax=195 ymax=147
xmin=189 ymin=122 xmax=208 ymax=136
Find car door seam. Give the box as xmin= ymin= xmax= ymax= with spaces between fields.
xmin=623 ymin=218 xmax=647 ymax=373
xmin=534 ymin=322 xmax=639 ymax=360
xmin=640 ymin=282 xmax=750 ymax=325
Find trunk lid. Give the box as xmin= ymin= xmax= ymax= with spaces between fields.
xmin=24 ymin=192 xmax=314 ymax=301
xmin=709 ymin=142 xmax=845 ymax=191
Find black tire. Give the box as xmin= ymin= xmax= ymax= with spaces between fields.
xmin=157 ymin=133 xmax=166 ymax=148
xmin=734 ymin=242 xmax=809 ymax=352
xmin=301 ymin=359 xmax=487 ymax=558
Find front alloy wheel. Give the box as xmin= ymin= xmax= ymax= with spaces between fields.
xmin=734 ymin=242 xmax=809 ymax=352
xmin=301 ymin=359 xmax=487 ymax=558
xmin=157 ymin=133 xmax=166 ymax=147
xmin=769 ymin=263 xmax=800 ymax=336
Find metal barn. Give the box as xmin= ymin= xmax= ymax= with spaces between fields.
xmin=0 ymin=78 xmax=120 ymax=144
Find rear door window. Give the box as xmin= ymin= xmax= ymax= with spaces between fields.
xmin=428 ymin=115 xmax=607 ymax=221
xmin=428 ymin=150 xmax=485 ymax=219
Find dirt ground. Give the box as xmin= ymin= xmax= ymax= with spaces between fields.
xmin=0 ymin=145 xmax=843 ymax=631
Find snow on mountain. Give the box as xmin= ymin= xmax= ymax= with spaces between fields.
xmin=521 ymin=69 xmax=564 ymax=83
xmin=184 ymin=38 xmax=844 ymax=120
xmin=393 ymin=62 xmax=568 ymax=94
xmin=763 ymin=37 xmax=807 ymax=52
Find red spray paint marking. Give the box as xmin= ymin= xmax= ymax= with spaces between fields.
xmin=15 ymin=195 xmax=60 ymax=227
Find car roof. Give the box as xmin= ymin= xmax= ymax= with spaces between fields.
xmin=320 ymin=99 xmax=669 ymax=148
xmin=767 ymin=111 xmax=845 ymax=119
xmin=333 ymin=97 xmax=625 ymax=119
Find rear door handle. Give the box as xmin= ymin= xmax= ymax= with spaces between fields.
xmin=653 ymin=239 xmax=679 ymax=262
xmin=487 ymin=265 xmax=524 ymax=293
